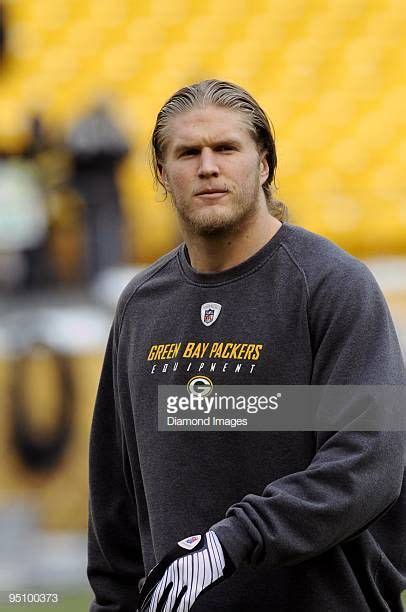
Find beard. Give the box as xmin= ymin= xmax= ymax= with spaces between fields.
xmin=171 ymin=171 xmax=262 ymax=237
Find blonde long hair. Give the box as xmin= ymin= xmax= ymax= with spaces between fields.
xmin=150 ymin=79 xmax=288 ymax=222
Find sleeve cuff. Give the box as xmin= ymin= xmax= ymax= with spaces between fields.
xmin=210 ymin=515 xmax=255 ymax=570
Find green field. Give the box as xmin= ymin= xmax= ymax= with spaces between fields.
xmin=0 ymin=592 xmax=91 ymax=612
xmin=0 ymin=590 xmax=404 ymax=610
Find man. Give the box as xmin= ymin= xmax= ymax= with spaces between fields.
xmin=88 ymin=80 xmax=406 ymax=611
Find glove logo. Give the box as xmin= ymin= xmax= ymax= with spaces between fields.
xmin=178 ymin=534 xmax=201 ymax=550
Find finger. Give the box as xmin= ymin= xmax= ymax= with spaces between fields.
xmin=183 ymin=550 xmax=207 ymax=611
xmin=152 ymin=573 xmax=170 ymax=612
xmin=165 ymin=561 xmax=181 ymax=612
xmin=162 ymin=561 xmax=179 ymax=612
xmin=181 ymin=585 xmax=196 ymax=612
xmin=172 ymin=585 xmax=187 ymax=612
xmin=190 ymin=552 xmax=199 ymax=604
xmin=165 ymin=560 xmax=180 ymax=610
xmin=150 ymin=580 xmax=161 ymax=611
xmin=157 ymin=583 xmax=173 ymax=612
xmin=202 ymin=549 xmax=211 ymax=589
xmin=177 ymin=557 xmax=189 ymax=612
xmin=195 ymin=550 xmax=205 ymax=595
xmin=139 ymin=587 xmax=155 ymax=612
xmin=207 ymin=532 xmax=224 ymax=579
xmin=139 ymin=562 xmax=167 ymax=611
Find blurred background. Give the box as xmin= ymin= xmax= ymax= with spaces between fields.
xmin=0 ymin=0 xmax=405 ymax=609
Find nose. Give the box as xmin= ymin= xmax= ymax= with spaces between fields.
xmin=198 ymin=148 xmax=219 ymax=178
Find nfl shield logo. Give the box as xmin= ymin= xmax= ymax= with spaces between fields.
xmin=201 ymin=302 xmax=222 ymax=327
xmin=178 ymin=534 xmax=202 ymax=550
xmin=204 ymin=309 xmax=215 ymax=324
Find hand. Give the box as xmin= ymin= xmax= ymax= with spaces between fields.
xmin=138 ymin=531 xmax=234 ymax=611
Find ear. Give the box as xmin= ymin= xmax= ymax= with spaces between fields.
xmin=158 ymin=163 xmax=171 ymax=192
xmin=259 ymin=151 xmax=269 ymax=185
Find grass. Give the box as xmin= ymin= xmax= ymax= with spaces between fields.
xmin=0 ymin=589 xmax=404 ymax=610
xmin=0 ymin=592 xmax=91 ymax=611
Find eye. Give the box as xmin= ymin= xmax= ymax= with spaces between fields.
xmin=180 ymin=148 xmax=199 ymax=157
xmin=216 ymin=145 xmax=236 ymax=153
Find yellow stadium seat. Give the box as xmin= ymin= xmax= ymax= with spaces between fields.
xmin=0 ymin=0 xmax=404 ymax=258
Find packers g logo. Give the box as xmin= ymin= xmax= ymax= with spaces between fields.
xmin=187 ymin=375 xmax=213 ymax=397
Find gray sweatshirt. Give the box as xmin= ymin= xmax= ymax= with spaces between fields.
xmin=88 ymin=223 xmax=406 ymax=611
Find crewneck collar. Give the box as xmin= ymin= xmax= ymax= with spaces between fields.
xmin=177 ymin=222 xmax=290 ymax=286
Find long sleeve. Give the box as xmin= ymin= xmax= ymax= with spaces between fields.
xmin=88 ymin=325 xmax=144 ymax=611
xmin=211 ymin=259 xmax=406 ymax=569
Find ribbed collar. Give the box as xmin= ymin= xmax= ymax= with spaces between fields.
xmin=177 ymin=222 xmax=290 ymax=286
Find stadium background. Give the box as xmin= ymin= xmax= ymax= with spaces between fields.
xmin=0 ymin=0 xmax=405 ymax=609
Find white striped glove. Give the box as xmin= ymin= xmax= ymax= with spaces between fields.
xmin=138 ymin=531 xmax=234 ymax=612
